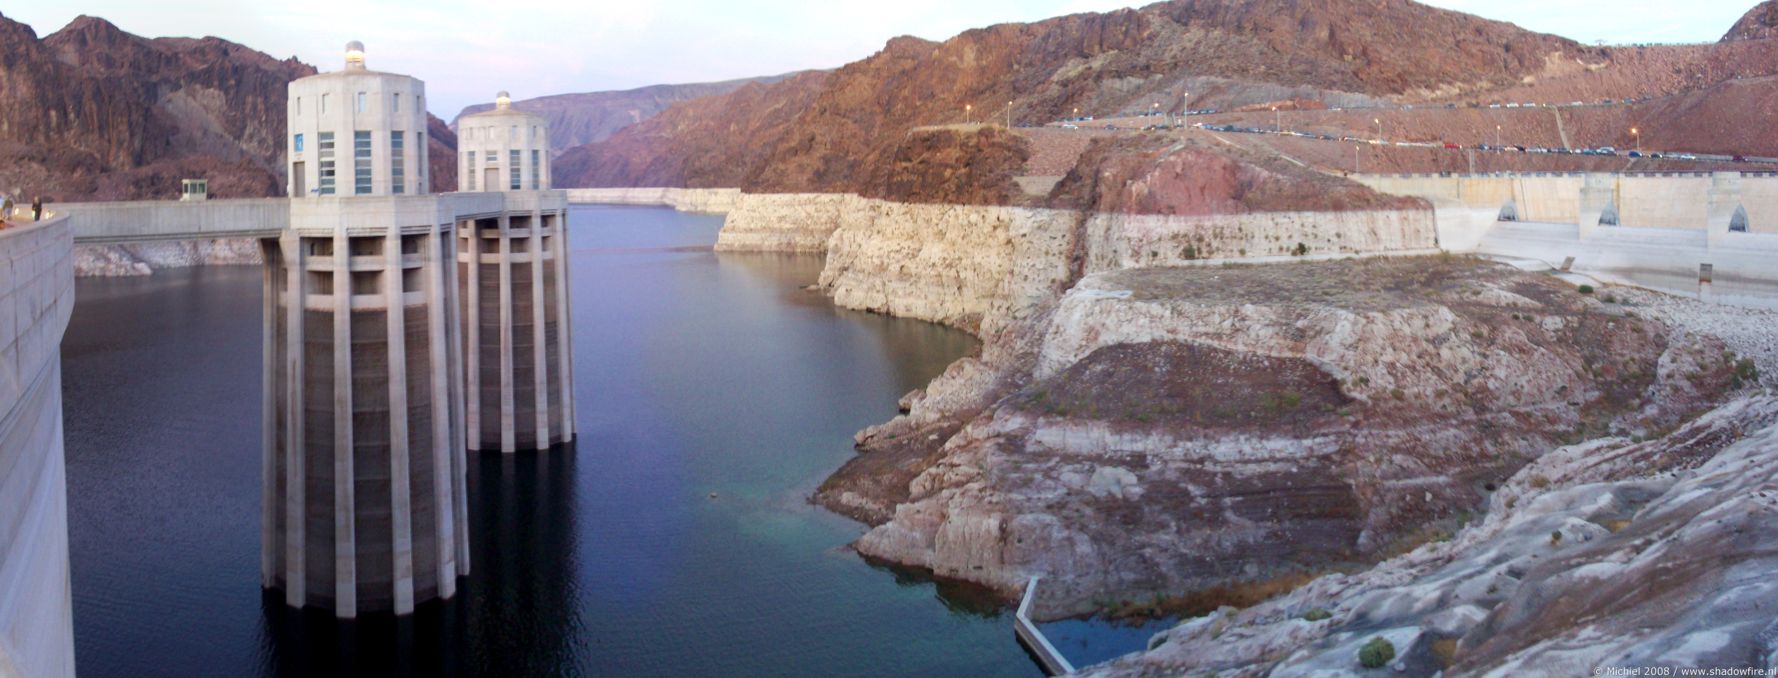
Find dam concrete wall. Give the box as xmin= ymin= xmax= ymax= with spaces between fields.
xmin=1359 ymin=172 xmax=1778 ymax=309
xmin=0 ymin=214 xmax=76 ymax=678
xmin=1358 ymin=172 xmax=1778 ymax=234
xmin=57 ymin=198 xmax=288 ymax=244
xmin=562 ymin=188 xmax=740 ymax=214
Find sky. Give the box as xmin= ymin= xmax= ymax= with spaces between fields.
xmin=3 ymin=0 xmax=1762 ymax=117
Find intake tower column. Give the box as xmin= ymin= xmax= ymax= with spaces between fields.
xmin=263 ymin=42 xmax=469 ymax=618
xmin=456 ymin=92 xmax=575 ymax=452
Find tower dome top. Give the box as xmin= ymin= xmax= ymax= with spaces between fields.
xmin=344 ymin=41 xmax=366 ymax=70
xmin=496 ymin=91 xmax=512 ymax=110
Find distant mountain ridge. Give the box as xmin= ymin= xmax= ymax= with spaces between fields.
xmin=554 ymin=0 xmax=1596 ymax=193
xmin=451 ymin=74 xmax=806 ymax=153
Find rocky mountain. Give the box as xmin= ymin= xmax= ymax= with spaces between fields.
xmin=1724 ymin=0 xmax=1778 ymax=41
xmin=451 ymin=74 xmax=802 ymax=153
xmin=0 ymin=14 xmax=461 ymax=201
xmin=555 ymin=0 xmax=1592 ymax=193
xmin=0 ymin=14 xmax=309 ymax=200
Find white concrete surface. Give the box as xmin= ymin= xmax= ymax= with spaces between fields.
xmin=0 ymin=213 xmax=77 ymax=678
xmin=288 ymin=43 xmax=431 ymax=198
xmin=458 ymin=93 xmax=550 ymax=192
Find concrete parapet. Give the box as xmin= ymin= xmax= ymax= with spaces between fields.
xmin=0 ymin=213 xmax=76 ymax=677
xmin=60 ymin=198 xmax=288 ymax=243
xmin=563 ymin=187 xmax=740 ymax=214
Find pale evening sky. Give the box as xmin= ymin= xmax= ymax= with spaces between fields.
xmin=2 ymin=0 xmax=1760 ymax=117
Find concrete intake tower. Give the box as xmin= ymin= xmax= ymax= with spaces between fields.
xmin=262 ymin=43 xmax=574 ymax=618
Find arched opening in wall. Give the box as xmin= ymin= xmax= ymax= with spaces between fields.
xmin=1730 ymin=205 xmax=1749 ymax=233
xmin=1599 ymin=202 xmax=1620 ymax=227
xmin=1498 ymin=200 xmax=1518 ymax=222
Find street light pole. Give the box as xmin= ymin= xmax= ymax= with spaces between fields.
xmin=1006 ymin=101 xmax=1013 ymax=128
xmin=1273 ymin=106 xmax=1282 ymax=133
xmin=1375 ymin=118 xmax=1383 ymax=143
xmin=966 ymin=104 xmax=973 ymax=125
xmin=1496 ymin=124 xmax=1502 ymax=149
xmin=1182 ymin=92 xmax=1190 ymax=130
xmin=1632 ymin=127 xmax=1641 ymax=152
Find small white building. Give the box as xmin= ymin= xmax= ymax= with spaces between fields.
xmin=286 ymin=41 xmax=430 ymax=197
xmin=456 ymin=91 xmax=550 ymax=192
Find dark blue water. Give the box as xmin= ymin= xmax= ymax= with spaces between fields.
xmin=60 ymin=205 xmax=1159 ymax=676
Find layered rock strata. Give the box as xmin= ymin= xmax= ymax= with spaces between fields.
xmin=1089 ymin=393 xmax=1778 ymax=676
xmin=824 ymin=257 xmax=1743 ymax=618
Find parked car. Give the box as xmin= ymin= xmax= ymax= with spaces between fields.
xmin=1734 ymin=155 xmax=1748 ymax=163
xmin=1443 ymin=142 xmax=1461 ymax=149
xmin=1628 ymin=151 xmax=1643 ymax=158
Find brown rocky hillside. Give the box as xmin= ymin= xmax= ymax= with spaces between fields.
xmin=555 ymin=0 xmax=1592 ymax=193
xmin=1725 ymin=1 xmax=1778 ymax=41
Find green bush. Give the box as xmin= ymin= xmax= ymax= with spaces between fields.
xmin=1359 ymin=637 xmax=1396 ymax=669
xmin=1302 ymin=608 xmax=1333 ymax=622
xmin=1577 ymin=284 xmax=1595 ymax=294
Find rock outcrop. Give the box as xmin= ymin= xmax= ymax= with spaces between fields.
xmin=1089 ymin=393 xmax=1778 ymax=676
xmin=0 ymin=14 xmax=311 ymax=201
xmin=823 ymin=257 xmax=1745 ymax=619
xmin=1724 ymin=1 xmax=1778 ymax=41
xmin=73 ymin=240 xmax=262 ymax=277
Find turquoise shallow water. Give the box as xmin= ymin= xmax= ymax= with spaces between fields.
xmin=60 ymin=205 xmax=1160 ymax=676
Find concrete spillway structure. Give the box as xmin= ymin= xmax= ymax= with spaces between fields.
xmin=457 ymin=94 xmax=575 ymax=452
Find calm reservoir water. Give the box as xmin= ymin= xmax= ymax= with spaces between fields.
xmin=60 ymin=205 xmax=1167 ymax=676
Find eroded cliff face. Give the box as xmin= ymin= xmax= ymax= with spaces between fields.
xmin=0 ymin=14 xmax=313 ymax=201
xmin=1088 ymin=394 xmax=1778 ymax=676
xmin=824 ymin=258 xmax=1744 ymax=619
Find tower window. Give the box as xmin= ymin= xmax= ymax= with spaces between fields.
xmin=318 ymin=132 xmax=336 ymax=195
xmin=391 ymin=131 xmax=405 ymax=194
xmin=356 ymin=91 xmax=367 ymax=113
xmin=294 ymin=133 xmax=304 ymax=153
xmin=510 ymin=125 xmax=518 ymax=141
xmin=510 ymin=150 xmax=521 ymax=190
xmin=295 ymin=97 xmax=302 ymax=116
xmin=354 ymin=131 xmax=372 ymax=194
xmin=466 ymin=151 xmax=477 ymax=191
xmin=531 ymin=149 xmax=541 ymax=190
xmin=321 ymin=93 xmax=330 ymax=114
xmin=392 ymin=93 xmax=400 ymax=113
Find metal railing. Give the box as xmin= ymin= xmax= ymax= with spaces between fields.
xmin=1014 ymin=577 xmax=1077 ymax=676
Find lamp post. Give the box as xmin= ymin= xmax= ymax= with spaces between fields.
xmin=1072 ymin=107 xmax=1079 ymax=122
xmin=965 ymin=104 xmax=973 ymax=125
xmin=1182 ymin=92 xmax=1190 ymax=130
xmin=1496 ymin=124 xmax=1502 ymax=149
xmin=1632 ymin=127 xmax=1640 ymax=153
xmin=1273 ymin=106 xmax=1282 ymax=133
xmin=1375 ymin=118 xmax=1383 ymax=143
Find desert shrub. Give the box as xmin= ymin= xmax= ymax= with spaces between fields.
xmin=1577 ymin=284 xmax=1595 ymax=294
xmin=1302 ymin=608 xmax=1333 ymax=622
xmin=1359 ymin=637 xmax=1395 ymax=669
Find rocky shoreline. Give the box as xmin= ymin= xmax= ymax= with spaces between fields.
xmin=74 ymin=239 xmax=262 ymax=277
xmin=606 ymin=182 xmax=1778 ymax=674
